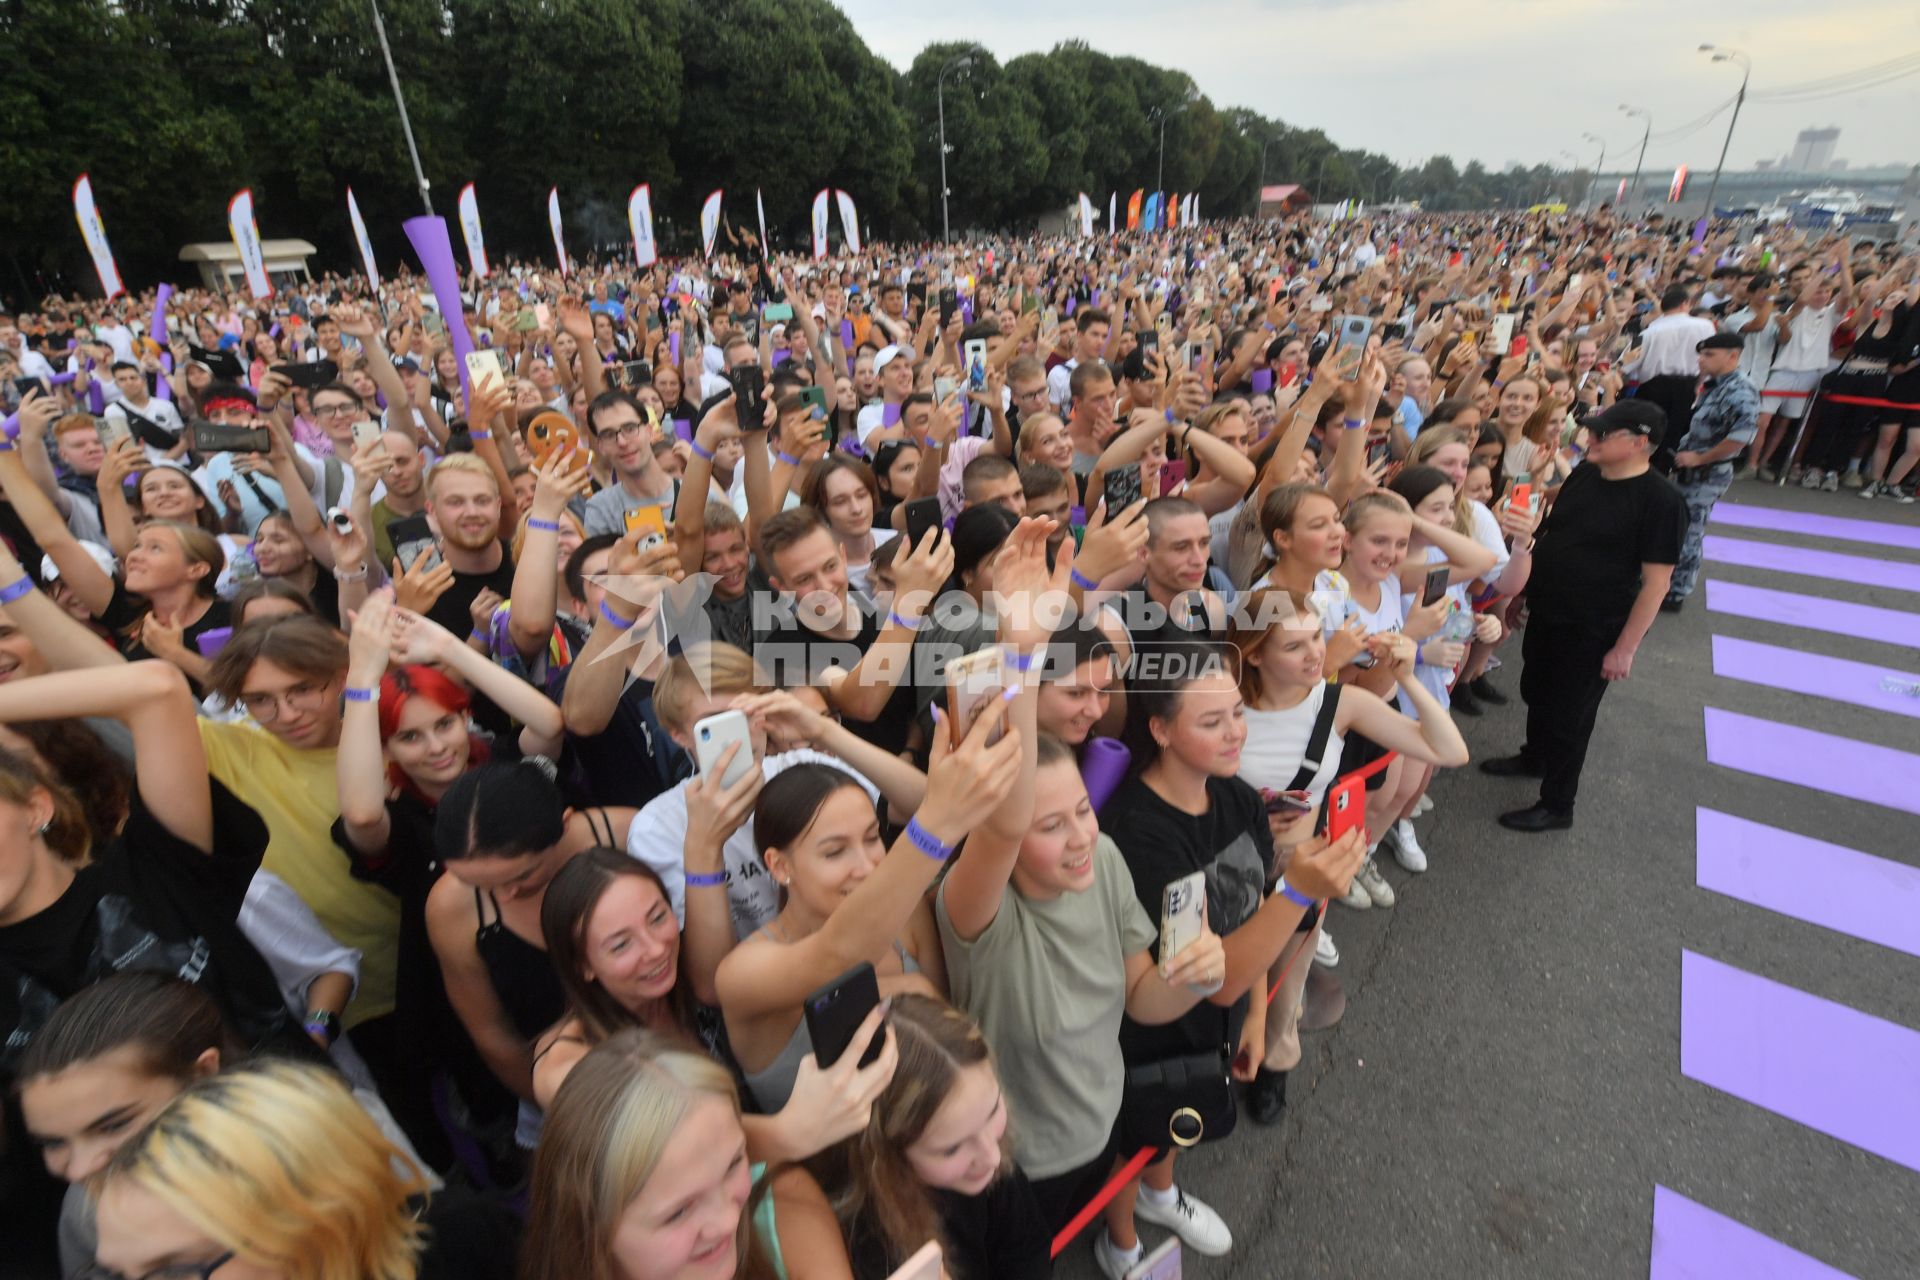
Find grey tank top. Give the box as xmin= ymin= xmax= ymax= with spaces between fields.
xmin=740 ymin=937 xmax=918 ymax=1112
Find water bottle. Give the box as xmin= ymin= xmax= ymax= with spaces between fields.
xmin=1440 ymin=600 xmax=1475 ymax=645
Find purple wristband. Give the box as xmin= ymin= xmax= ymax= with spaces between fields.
xmin=685 ymin=870 xmax=727 ymax=888
xmin=1276 ymin=879 xmax=1317 ymax=909
xmin=526 ymin=517 xmax=561 ymax=533
xmin=1069 ymin=567 xmax=1099 ymax=591
xmin=690 ymin=439 xmax=715 ymax=461
xmin=0 ymin=577 xmax=32 ymax=605
xmin=902 ymin=817 xmax=957 ymax=862
xmin=599 ymin=599 xmax=637 ymax=631
xmin=343 ymin=687 xmax=377 ymax=703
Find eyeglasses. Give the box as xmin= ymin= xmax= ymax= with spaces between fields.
xmin=237 ymin=680 xmax=333 ymax=723
xmin=311 ymin=402 xmax=358 ymax=417
xmin=594 ymin=422 xmax=649 ymax=445
xmin=76 ymin=1254 xmax=235 ymax=1280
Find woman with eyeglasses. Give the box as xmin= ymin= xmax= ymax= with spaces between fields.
xmin=88 ymin=1058 xmax=520 ymax=1280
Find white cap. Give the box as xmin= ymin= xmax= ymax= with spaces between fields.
xmin=874 ymin=345 xmax=907 ymax=374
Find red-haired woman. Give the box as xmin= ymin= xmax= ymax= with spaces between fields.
xmin=331 ymin=589 xmax=566 ymax=1165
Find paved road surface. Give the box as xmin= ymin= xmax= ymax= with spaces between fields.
xmin=1056 ymin=479 xmax=1920 ymax=1280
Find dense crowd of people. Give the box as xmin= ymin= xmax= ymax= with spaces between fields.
xmin=1 ymin=203 xmax=1915 ymax=1280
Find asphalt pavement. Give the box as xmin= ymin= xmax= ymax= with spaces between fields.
xmin=1057 ymin=477 xmax=1920 ymax=1280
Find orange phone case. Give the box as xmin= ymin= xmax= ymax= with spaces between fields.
xmin=624 ymin=504 xmax=669 ymax=540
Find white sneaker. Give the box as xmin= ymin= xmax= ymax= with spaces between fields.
xmin=1134 ymin=1186 xmax=1233 ymax=1256
xmin=1413 ymin=793 xmax=1435 ymax=817
xmin=1390 ymin=819 xmax=1429 ymax=873
xmin=1356 ymin=857 xmax=1395 ymax=908
xmin=1859 ymin=481 xmax=1882 ymax=499
xmin=1093 ymin=1230 xmax=1141 ymax=1280
xmin=1821 ymin=470 xmax=1841 ymax=492
xmin=1315 ymin=928 xmax=1340 ymax=968
xmin=1799 ymin=468 xmax=1822 ymax=489
xmin=1339 ymin=873 xmax=1373 ymax=910
xmin=1842 ymin=469 xmax=1866 ymax=489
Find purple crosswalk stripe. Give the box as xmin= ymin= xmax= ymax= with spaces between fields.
xmin=1702 ymin=536 xmax=1920 ymax=594
xmin=1710 ymin=500 xmax=1920 ymax=552
xmin=1695 ymin=809 xmax=1920 ymax=957
xmin=1703 ymin=708 xmax=1920 ymax=816
xmin=1680 ymin=951 xmax=1920 ymax=1174
xmin=1704 ymin=580 xmax=1920 ymax=648
xmin=1650 ymin=1186 xmax=1855 ymax=1279
xmin=1711 ymin=635 xmax=1920 ymax=719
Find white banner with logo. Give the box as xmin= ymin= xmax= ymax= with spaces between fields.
xmin=347 ymin=187 xmax=380 ymax=291
xmin=227 ymin=189 xmax=272 ymax=299
xmin=548 ymin=187 xmax=570 ymax=275
xmin=628 ymin=184 xmax=658 ymax=267
xmin=835 ymin=190 xmax=861 ymax=255
xmin=700 ymin=189 xmax=724 ymax=258
xmin=71 ymin=174 xmax=124 ymax=298
xmin=811 ymin=189 xmax=831 ymax=259
xmin=458 ymin=183 xmax=489 ymax=278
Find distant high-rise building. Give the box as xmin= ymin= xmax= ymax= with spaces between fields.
xmin=1787 ymin=127 xmax=1840 ymax=172
xmin=1755 ymin=158 xmax=1775 ymax=171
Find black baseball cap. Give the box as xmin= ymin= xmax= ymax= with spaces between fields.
xmin=1580 ymin=399 xmax=1666 ymax=447
xmin=1696 ymin=332 xmax=1744 ymax=353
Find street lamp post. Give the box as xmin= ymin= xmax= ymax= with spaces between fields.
xmin=368 ymin=0 xmax=431 ymax=214
xmin=1699 ymin=45 xmax=1751 ymax=223
xmin=937 ymin=51 xmax=977 ymax=242
xmin=1620 ymin=105 xmax=1652 ymax=211
xmin=1582 ymin=132 xmax=1608 ymax=209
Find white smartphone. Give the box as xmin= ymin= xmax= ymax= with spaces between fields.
xmin=1125 ymin=1239 xmax=1183 ymax=1280
xmin=884 ymin=1242 xmax=943 ymax=1280
xmin=96 ymin=412 xmax=132 ymax=452
xmin=1489 ymin=313 xmax=1517 ymax=357
xmin=350 ymin=418 xmax=385 ymax=450
xmin=962 ymin=338 xmax=988 ymax=391
xmin=693 ymin=710 xmax=756 ymax=790
xmin=943 ymin=647 xmax=1005 ymax=748
xmin=464 ymin=349 xmax=509 ymax=390
xmin=1159 ymin=871 xmax=1208 ymax=980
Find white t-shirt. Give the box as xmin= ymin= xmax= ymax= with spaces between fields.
xmin=627 ymin=748 xmax=880 ymax=941
xmin=106 ymin=396 xmax=186 ymax=463
xmin=1774 ymin=302 xmax=1840 ymax=374
xmin=1045 ymin=358 xmax=1080 ymax=413
xmin=1240 ymin=681 xmax=1344 ymax=806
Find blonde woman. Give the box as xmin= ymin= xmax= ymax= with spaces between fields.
xmin=522 ymin=1030 xmax=851 ymax=1280
xmin=92 ymin=1058 xmax=520 ymax=1280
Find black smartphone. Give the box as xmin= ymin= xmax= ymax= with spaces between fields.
xmin=938 ymin=288 xmax=959 ymax=325
xmin=727 ymin=364 xmax=767 ymax=431
xmin=617 ymin=360 xmax=653 ymax=389
xmin=190 ymin=421 xmax=272 ymax=454
xmin=904 ymin=496 xmax=943 ymax=547
xmin=1380 ymin=321 xmax=1408 ymax=342
xmin=12 ymin=376 xmax=49 ymax=400
xmin=803 ymin=962 xmax=885 ymax=1069
xmin=271 ymin=359 xmax=339 ymax=390
xmin=387 ymin=513 xmax=442 ymax=573
xmin=188 ymin=344 xmax=246 ymax=381
xmin=1103 ymin=462 xmax=1143 ymax=515
xmin=1421 ymin=565 xmax=1451 ymax=608
xmin=1136 ymin=329 xmax=1160 ymax=354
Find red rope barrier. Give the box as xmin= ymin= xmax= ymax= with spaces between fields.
xmin=1047 ymin=749 xmax=1403 ymax=1260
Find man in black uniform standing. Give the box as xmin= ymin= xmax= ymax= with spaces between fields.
xmin=1482 ymin=401 xmax=1687 ymax=832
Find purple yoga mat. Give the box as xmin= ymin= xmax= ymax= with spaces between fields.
xmin=1703 ymin=580 xmax=1920 ymax=648
xmin=1711 ymin=635 xmax=1920 ymax=719
xmin=1703 ymin=707 xmax=1920 ymax=816
xmin=1681 ymin=950 xmax=1920 ymax=1174
xmin=1702 ymin=535 xmax=1920 ymax=595
xmin=1695 ymin=808 xmax=1920 ymax=958
xmin=1650 ymin=1185 xmax=1855 ymax=1280
xmin=1711 ymin=501 xmax=1920 ymax=553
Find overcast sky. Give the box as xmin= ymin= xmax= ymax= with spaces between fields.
xmin=834 ymin=0 xmax=1920 ymax=175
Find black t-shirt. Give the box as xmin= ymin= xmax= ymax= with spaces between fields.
xmin=1527 ymin=463 xmax=1686 ymax=627
xmin=1105 ymin=774 xmax=1270 ymax=1065
xmin=756 ymin=604 xmax=916 ymax=753
xmin=425 ymin=549 xmax=517 ymax=732
xmin=96 ymin=585 xmax=232 ymax=693
xmin=0 ymin=779 xmax=290 ymax=1078
xmin=547 ymin=667 xmax=689 ymax=808
xmin=844 ymin=1168 xmax=1052 ymax=1280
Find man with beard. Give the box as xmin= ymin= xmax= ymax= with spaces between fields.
xmin=421 ymin=453 xmax=515 ymax=660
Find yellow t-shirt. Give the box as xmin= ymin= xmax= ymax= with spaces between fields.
xmin=198 ymin=719 xmax=400 ymax=1027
